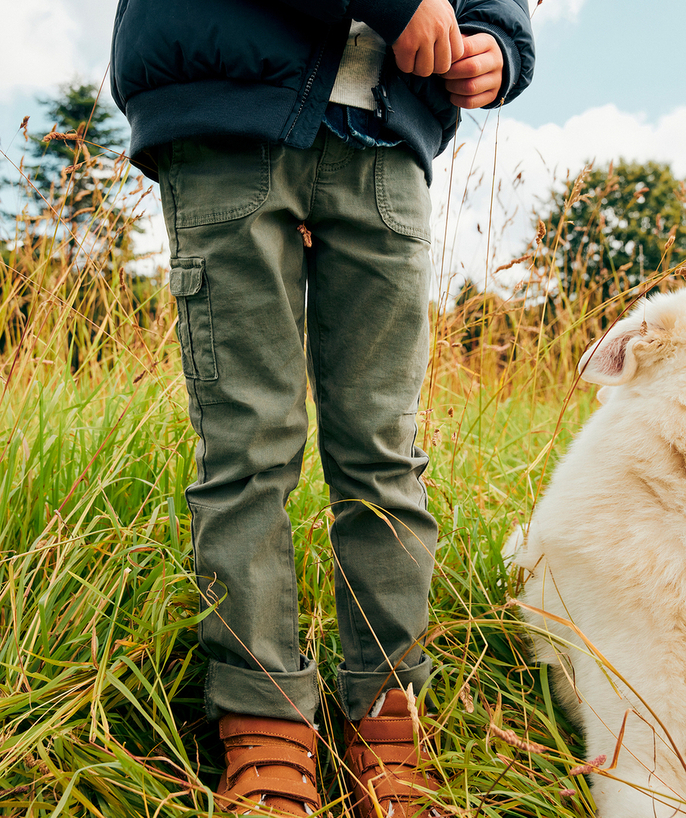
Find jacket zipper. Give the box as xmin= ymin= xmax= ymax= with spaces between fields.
xmin=285 ymin=35 xmax=329 ymax=141
xmin=372 ymin=81 xmax=394 ymax=123
xmin=372 ymin=58 xmax=394 ymax=123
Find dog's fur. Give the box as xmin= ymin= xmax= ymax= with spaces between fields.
xmin=513 ymin=290 xmax=686 ymax=817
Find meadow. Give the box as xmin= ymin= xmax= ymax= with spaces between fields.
xmin=0 ymin=135 xmax=683 ymax=817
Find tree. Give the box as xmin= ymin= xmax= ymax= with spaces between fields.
xmin=21 ymin=81 xmax=129 ymax=261
xmin=536 ymin=160 xmax=686 ymax=304
xmin=1 ymin=82 xmax=156 ymax=371
xmin=28 ymin=81 xmax=125 ymax=196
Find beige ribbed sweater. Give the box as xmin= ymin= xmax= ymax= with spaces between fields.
xmin=329 ymin=21 xmax=386 ymax=111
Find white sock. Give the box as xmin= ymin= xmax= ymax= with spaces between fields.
xmin=369 ymin=691 xmax=387 ymax=717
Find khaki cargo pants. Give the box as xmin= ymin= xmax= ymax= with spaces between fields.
xmin=158 ymin=128 xmax=438 ymax=723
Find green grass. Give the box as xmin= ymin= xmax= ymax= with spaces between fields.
xmin=0 ymin=331 xmax=601 ymax=817
xmin=1 ymin=143 xmax=682 ymax=816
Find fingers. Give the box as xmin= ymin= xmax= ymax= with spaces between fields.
xmin=449 ymin=22 xmax=464 ymax=65
xmin=391 ymin=2 xmax=504 ymax=103
xmin=442 ymin=32 xmax=504 ymax=108
xmin=442 ymin=33 xmax=503 ymax=79
xmin=392 ymin=0 xmax=462 ymax=77
xmin=432 ymin=34 xmax=452 ymax=77
xmin=393 ymin=37 xmax=418 ymax=74
xmin=444 ymin=72 xmax=502 ymax=108
xmin=430 ymin=14 xmax=464 ymax=75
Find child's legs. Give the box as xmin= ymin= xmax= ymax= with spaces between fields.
xmin=305 ymin=135 xmax=438 ymax=719
xmin=158 ymin=137 xmax=319 ymax=722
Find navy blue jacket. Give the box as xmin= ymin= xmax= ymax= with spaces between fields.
xmin=111 ymin=0 xmax=535 ymax=182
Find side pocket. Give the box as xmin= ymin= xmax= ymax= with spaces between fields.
xmin=170 ymin=139 xmax=270 ymax=228
xmin=169 ymin=257 xmax=218 ymax=381
xmin=374 ymin=146 xmax=432 ymax=243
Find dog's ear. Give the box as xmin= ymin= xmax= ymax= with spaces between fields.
xmin=578 ymin=323 xmax=646 ymax=386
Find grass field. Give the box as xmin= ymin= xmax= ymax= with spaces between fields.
xmin=0 ymin=137 xmax=682 ymax=817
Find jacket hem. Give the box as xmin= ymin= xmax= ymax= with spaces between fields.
xmin=125 ymin=80 xmax=299 ymax=181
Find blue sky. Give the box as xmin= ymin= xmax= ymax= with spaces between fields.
xmin=1 ymin=0 xmax=685 ymax=282
xmin=513 ymin=0 xmax=685 ymax=127
xmin=433 ymin=0 xmax=686 ymax=287
xmin=2 ymin=0 xmax=683 ymax=134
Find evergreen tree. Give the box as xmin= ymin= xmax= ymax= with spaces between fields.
xmin=29 ymin=82 xmax=125 ymax=195
xmin=5 ymin=82 xmax=151 ymax=371
xmin=23 ymin=81 xmax=129 ymax=260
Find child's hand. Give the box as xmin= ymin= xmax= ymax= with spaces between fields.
xmin=393 ymin=0 xmax=464 ymax=77
xmin=441 ymin=33 xmax=504 ymax=108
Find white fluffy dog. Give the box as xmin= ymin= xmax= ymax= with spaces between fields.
xmin=513 ymin=289 xmax=686 ymax=817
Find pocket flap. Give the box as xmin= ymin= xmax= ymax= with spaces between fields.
xmin=169 ymin=258 xmax=205 ymax=296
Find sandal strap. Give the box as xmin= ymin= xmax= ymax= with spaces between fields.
xmin=371 ymin=781 xmax=425 ymax=802
xmin=351 ymin=717 xmax=415 ymax=744
xmin=357 ymin=744 xmax=431 ymax=774
xmin=226 ymin=745 xmax=316 ymax=783
xmin=219 ymin=714 xmax=316 ymax=753
xmin=370 ymin=770 xmax=440 ymax=801
xmin=228 ymin=775 xmax=322 ymax=808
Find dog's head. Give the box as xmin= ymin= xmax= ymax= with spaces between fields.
xmin=578 ymin=288 xmax=686 ymax=391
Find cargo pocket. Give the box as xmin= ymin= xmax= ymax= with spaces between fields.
xmin=169 ymin=257 xmax=218 ymax=381
xmin=170 ymin=138 xmax=270 ymax=228
xmin=374 ymin=145 xmax=432 ymax=243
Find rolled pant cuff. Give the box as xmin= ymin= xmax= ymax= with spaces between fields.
xmin=337 ymin=654 xmax=433 ymax=721
xmin=204 ymin=654 xmax=320 ymax=724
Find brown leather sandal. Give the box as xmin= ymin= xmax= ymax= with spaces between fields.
xmin=216 ymin=713 xmax=321 ymax=816
xmin=344 ymin=689 xmax=443 ymax=818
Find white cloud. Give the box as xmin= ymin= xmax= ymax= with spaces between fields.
xmin=431 ymin=104 xmax=686 ymax=291
xmin=1 ymin=0 xmax=80 ymax=102
xmin=497 ymin=105 xmax=686 ymax=179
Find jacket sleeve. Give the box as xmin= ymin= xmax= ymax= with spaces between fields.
xmin=270 ymin=0 xmax=534 ymax=104
xmin=456 ymin=0 xmax=535 ymax=105
xmin=267 ymin=0 xmax=423 ymax=44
